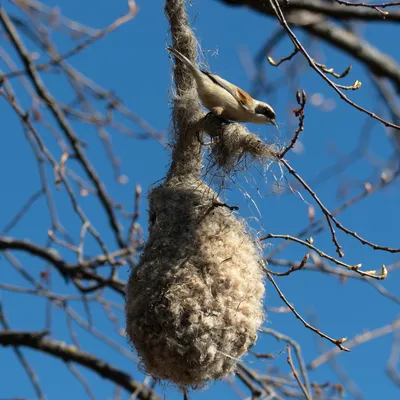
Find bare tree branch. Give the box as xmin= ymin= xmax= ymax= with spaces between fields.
xmin=0 ymin=330 xmax=161 ymax=400
xmin=220 ymin=0 xmax=400 ymax=22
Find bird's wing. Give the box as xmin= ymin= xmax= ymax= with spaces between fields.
xmin=201 ymin=70 xmax=254 ymax=111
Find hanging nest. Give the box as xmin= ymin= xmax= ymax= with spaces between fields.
xmin=125 ymin=177 xmax=265 ymax=387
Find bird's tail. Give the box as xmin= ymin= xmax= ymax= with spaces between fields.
xmin=166 ymin=46 xmax=198 ymax=73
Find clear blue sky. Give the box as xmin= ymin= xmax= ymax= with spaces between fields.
xmin=1 ymin=0 xmax=399 ymax=399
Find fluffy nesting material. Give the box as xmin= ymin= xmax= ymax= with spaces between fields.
xmin=125 ymin=177 xmax=265 ymax=387
xmin=200 ymin=114 xmax=279 ymax=173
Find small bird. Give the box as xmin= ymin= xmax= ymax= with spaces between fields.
xmin=167 ymin=46 xmax=276 ymax=125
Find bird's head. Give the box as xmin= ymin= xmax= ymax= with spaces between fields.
xmin=254 ymin=101 xmax=276 ymax=125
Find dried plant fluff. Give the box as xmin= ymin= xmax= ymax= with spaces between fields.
xmin=125 ymin=177 xmax=265 ymax=387
xmin=200 ymin=114 xmax=279 ymax=173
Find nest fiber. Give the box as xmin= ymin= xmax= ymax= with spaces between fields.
xmin=125 ymin=178 xmax=265 ymax=387
xmin=200 ymin=114 xmax=279 ymax=173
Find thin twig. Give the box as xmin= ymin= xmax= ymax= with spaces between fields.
xmin=281 ymin=158 xmax=400 ymax=255
xmin=263 ymin=233 xmax=387 ymax=279
xmin=1 ymin=189 xmax=44 ymax=234
xmin=309 ymin=318 xmax=400 ymax=369
xmin=286 ymin=344 xmax=312 ymax=400
xmin=268 ymin=48 xmax=299 ymax=67
xmin=261 ymin=328 xmax=311 ymax=395
xmin=386 ymin=329 xmax=400 ymax=387
xmin=333 ymin=0 xmax=400 ymax=15
xmin=279 ymin=89 xmax=306 ymax=158
xmin=67 ymin=363 xmax=97 ymax=400
xmin=265 ymin=270 xmax=350 ymax=351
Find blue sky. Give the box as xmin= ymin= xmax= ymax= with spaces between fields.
xmin=1 ymin=0 xmax=399 ymax=399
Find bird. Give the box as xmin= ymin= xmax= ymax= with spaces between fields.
xmin=167 ymin=46 xmax=276 ymax=126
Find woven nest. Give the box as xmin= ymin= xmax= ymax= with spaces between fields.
xmin=125 ymin=178 xmax=265 ymax=387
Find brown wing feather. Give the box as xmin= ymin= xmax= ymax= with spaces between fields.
xmin=201 ymin=70 xmax=253 ymax=111
xmin=235 ymin=87 xmax=253 ymax=107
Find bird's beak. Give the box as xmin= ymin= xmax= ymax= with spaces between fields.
xmin=271 ymin=119 xmax=277 ymax=128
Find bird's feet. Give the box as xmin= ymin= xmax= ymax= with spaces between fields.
xmin=205 ymin=111 xmax=231 ymax=124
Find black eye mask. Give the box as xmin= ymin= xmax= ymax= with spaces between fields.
xmin=255 ymin=104 xmax=276 ymax=120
